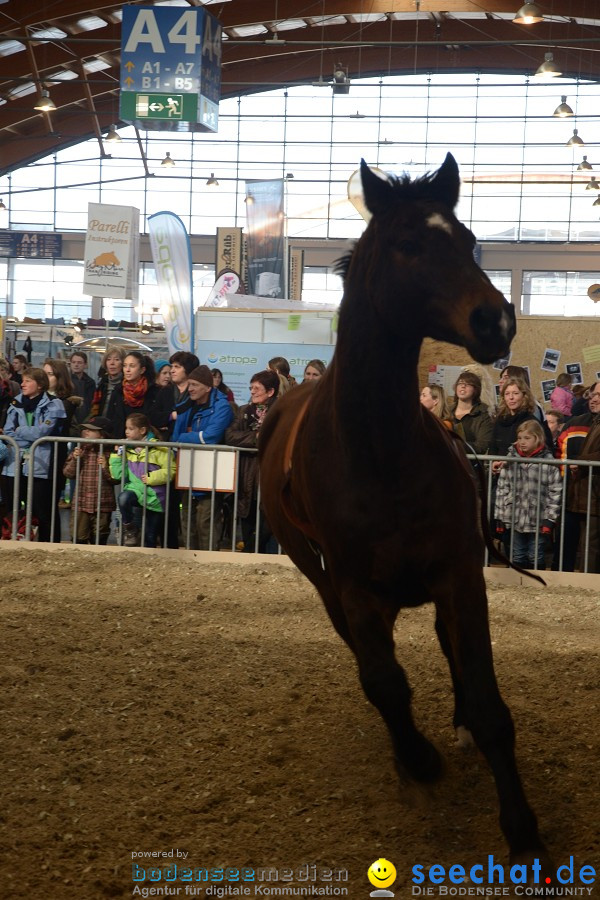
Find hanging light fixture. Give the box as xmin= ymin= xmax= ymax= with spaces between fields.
xmin=566 ymin=129 xmax=584 ymax=146
xmin=513 ymin=2 xmax=544 ymax=24
xmin=206 ymin=173 xmax=219 ymax=186
xmin=105 ymin=124 xmax=122 ymax=144
xmin=140 ymin=322 xmax=152 ymax=334
xmin=577 ymin=156 xmax=593 ymax=171
xmin=553 ymin=96 xmax=573 ymax=118
xmin=34 ymin=89 xmax=56 ymax=112
xmin=593 ymin=195 xmax=600 ymax=207
xmin=161 ymin=152 xmax=175 ymax=168
xmin=332 ymin=63 xmax=350 ymax=95
xmin=586 ymin=177 xmax=599 ymax=191
xmin=535 ymin=52 xmax=562 ymax=78
xmin=0 ymin=198 xmax=6 ymax=210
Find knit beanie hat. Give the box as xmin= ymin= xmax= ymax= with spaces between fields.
xmin=187 ymin=365 xmax=214 ymax=388
xmin=154 ymin=358 xmax=170 ymax=373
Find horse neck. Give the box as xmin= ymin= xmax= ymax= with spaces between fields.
xmin=330 ymin=289 xmax=424 ymax=450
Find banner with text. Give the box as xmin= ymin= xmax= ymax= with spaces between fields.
xmin=148 ymin=211 xmax=194 ymax=354
xmin=245 ymin=179 xmax=284 ymax=298
xmin=83 ymin=203 xmax=139 ymax=299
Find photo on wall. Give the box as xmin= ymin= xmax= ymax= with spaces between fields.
xmin=541 ymin=348 xmax=561 ymax=373
xmin=566 ymin=362 xmax=583 ymax=385
xmin=541 ymin=378 xmax=557 ymax=402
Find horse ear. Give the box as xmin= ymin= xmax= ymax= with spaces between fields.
xmin=360 ymin=158 xmax=393 ymax=216
xmin=427 ymin=152 xmax=460 ymax=210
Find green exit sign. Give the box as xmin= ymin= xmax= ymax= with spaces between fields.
xmin=120 ymin=92 xmax=198 ymax=122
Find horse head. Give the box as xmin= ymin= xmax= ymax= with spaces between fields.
xmin=358 ymin=154 xmax=515 ymax=364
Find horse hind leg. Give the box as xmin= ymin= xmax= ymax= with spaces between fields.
xmin=343 ymin=586 xmax=443 ymax=783
xmin=435 ymin=578 xmax=550 ymax=864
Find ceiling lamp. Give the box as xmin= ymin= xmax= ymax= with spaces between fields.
xmin=566 ymin=129 xmax=584 ymax=147
xmin=206 ymin=172 xmax=219 ymax=186
xmin=577 ymin=156 xmax=593 ymax=171
xmin=161 ymin=152 xmax=175 ymax=168
xmin=34 ymin=89 xmax=56 ymax=112
xmin=586 ymin=177 xmax=599 ymax=191
xmin=535 ymin=52 xmax=562 ymax=78
xmin=553 ymin=96 xmax=573 ymax=118
xmin=594 ymin=195 xmax=600 ymax=207
xmin=105 ymin=124 xmax=122 ymax=143
xmin=140 ymin=323 xmax=152 ymax=334
xmin=72 ymin=318 xmax=85 ymax=333
xmin=332 ymin=63 xmax=350 ymax=95
xmin=513 ymin=2 xmax=544 ymax=24
xmin=0 ymin=198 xmax=6 ymax=210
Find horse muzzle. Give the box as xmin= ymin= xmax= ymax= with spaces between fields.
xmin=468 ymin=301 xmax=516 ymax=363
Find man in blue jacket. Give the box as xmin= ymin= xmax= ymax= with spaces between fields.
xmin=171 ymin=365 xmax=233 ymax=549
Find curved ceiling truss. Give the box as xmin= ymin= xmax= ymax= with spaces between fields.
xmin=0 ymin=1 xmax=599 ymax=175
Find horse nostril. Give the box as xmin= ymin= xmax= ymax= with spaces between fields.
xmin=470 ymin=306 xmax=497 ymax=340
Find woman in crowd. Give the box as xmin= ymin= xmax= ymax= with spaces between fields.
xmin=448 ymin=371 xmax=494 ymax=453
xmin=43 ymin=357 xmax=83 ymax=539
xmin=105 ymin=351 xmax=164 ymax=438
xmin=225 ymin=369 xmax=279 ymax=553
xmin=302 ymin=359 xmax=326 ymax=382
xmin=490 ymin=376 xmax=541 ymax=473
xmin=2 ymin=367 xmax=66 ymax=541
xmin=211 ymin=367 xmax=235 ymax=402
xmin=0 ymin=358 xmax=20 ymax=427
xmin=498 ymin=364 xmax=546 ymax=424
xmin=420 ymin=384 xmax=452 ymax=424
xmin=90 ymin=346 xmax=125 ymax=419
xmin=268 ymin=356 xmax=296 ymax=395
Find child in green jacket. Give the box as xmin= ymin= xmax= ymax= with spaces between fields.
xmin=109 ymin=413 xmax=176 ymax=547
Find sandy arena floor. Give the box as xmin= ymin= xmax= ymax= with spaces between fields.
xmin=0 ymin=546 xmax=598 ymax=900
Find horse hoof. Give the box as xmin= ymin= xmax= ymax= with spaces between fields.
xmin=395 ymin=737 xmax=444 ymax=784
xmin=455 ymin=726 xmax=475 ymax=749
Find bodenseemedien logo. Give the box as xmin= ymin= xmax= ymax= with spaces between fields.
xmin=368 ymin=858 xmax=397 ymax=897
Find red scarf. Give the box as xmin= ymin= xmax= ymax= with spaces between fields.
xmin=516 ymin=442 xmax=545 ymax=458
xmin=122 ymin=376 xmax=148 ymax=408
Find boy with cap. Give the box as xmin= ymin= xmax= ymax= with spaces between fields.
xmin=172 ymin=365 xmax=234 ymax=549
xmin=63 ymin=416 xmax=116 ymax=544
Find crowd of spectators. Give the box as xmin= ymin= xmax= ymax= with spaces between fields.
xmin=0 ymin=349 xmax=326 ymax=552
xmin=421 ymin=365 xmax=600 ymax=573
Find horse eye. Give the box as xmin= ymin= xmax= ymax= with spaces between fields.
xmin=397 ymin=239 xmax=420 ymax=255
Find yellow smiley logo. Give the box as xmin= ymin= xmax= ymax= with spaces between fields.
xmin=367 ymin=858 xmax=397 ymax=889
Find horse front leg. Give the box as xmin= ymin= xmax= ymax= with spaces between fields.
xmin=435 ymin=574 xmax=549 ymax=864
xmin=342 ymin=585 xmax=443 ymax=783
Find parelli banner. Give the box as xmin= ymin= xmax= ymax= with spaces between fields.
xmin=148 ymin=211 xmax=194 ymax=354
xmin=82 ymin=203 xmax=139 ymax=299
xmin=245 ymin=179 xmax=284 ymax=298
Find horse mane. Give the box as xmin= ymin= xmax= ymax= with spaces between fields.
xmin=334 ymin=167 xmax=452 ymax=281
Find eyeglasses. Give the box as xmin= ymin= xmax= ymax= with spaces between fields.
xmin=589 ymin=392 xmax=600 ymax=399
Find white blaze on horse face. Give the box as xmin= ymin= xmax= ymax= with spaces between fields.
xmin=426 ymin=212 xmax=453 ymax=235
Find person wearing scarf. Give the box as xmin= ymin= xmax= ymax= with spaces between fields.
xmin=89 ymin=347 xmax=125 ymax=420
xmin=494 ymin=419 xmax=562 ymax=571
xmin=2 ymin=367 xmax=66 ymax=542
xmin=225 ymin=369 xmax=280 ymax=553
xmin=105 ymin=352 xmax=162 ymax=439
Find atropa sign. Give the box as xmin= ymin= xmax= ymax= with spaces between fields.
xmin=120 ymin=5 xmax=221 ymax=132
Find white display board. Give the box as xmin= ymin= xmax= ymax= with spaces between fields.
xmin=176 ymin=447 xmax=237 ymax=493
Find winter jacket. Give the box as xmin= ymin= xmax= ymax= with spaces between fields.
xmin=71 ymin=372 xmax=96 ymax=425
xmin=556 ymin=412 xmax=600 ymax=516
xmin=225 ymin=399 xmax=276 ymax=518
xmin=63 ymin=444 xmax=116 ymax=514
xmin=490 ymin=409 xmax=550 ymax=457
xmin=495 ymin=444 xmax=563 ymax=531
xmin=449 ymin=400 xmax=494 ymax=454
xmin=172 ymin=387 xmax=234 ymax=446
xmin=109 ymin=436 xmax=176 ymax=513
xmin=549 ymin=385 xmax=573 ymax=417
xmin=104 ymin=381 xmax=163 ymax=439
xmin=3 ymin=392 xmax=67 ymax=478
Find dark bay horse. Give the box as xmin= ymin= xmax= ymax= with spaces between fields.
xmin=259 ymin=154 xmax=549 ymax=867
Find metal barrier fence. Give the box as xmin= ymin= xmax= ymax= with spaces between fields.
xmin=2 ymin=436 xmax=600 ymax=571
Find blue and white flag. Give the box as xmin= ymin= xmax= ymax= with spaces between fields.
xmin=148 ymin=211 xmax=194 ymax=354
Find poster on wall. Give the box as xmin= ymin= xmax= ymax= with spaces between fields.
xmin=541 ymin=348 xmax=561 ymax=373
xmin=82 ymin=203 xmax=139 ymax=299
xmin=566 ymin=362 xmax=583 ymax=385
xmin=245 ymin=179 xmax=284 ymax=298
xmin=541 ymin=378 xmax=557 ymax=402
